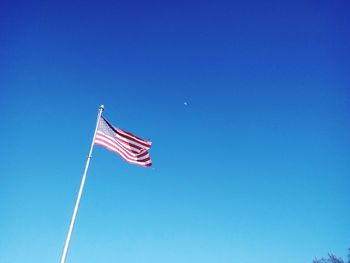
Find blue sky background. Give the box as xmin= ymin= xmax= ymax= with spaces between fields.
xmin=1 ymin=1 xmax=349 ymax=262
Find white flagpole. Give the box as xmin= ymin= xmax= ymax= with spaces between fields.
xmin=59 ymin=104 xmax=104 ymax=263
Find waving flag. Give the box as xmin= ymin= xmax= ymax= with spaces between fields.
xmin=94 ymin=116 xmax=152 ymax=167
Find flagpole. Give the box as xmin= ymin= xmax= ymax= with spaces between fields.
xmin=59 ymin=104 xmax=104 ymax=263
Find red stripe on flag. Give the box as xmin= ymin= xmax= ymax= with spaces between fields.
xmin=95 ymin=140 xmax=152 ymax=167
xmin=115 ymin=128 xmax=152 ymax=149
xmin=95 ymin=134 xmax=149 ymax=161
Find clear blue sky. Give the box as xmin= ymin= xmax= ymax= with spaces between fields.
xmin=1 ymin=1 xmax=349 ymax=262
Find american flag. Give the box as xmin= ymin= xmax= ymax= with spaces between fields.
xmin=94 ymin=117 xmax=152 ymax=167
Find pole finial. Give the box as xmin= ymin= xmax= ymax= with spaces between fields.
xmin=99 ymin=105 xmax=105 ymax=111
